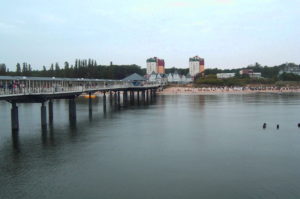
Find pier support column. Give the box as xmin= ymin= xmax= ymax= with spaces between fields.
xmin=11 ymin=102 xmax=19 ymax=132
xmin=142 ymin=90 xmax=145 ymax=105
xmin=114 ymin=92 xmax=118 ymax=106
xmin=123 ymin=91 xmax=128 ymax=107
xmin=103 ymin=92 xmax=107 ymax=112
xmin=117 ymin=91 xmax=121 ymax=108
xmin=88 ymin=92 xmax=92 ymax=113
xmin=109 ymin=91 xmax=113 ymax=105
xmin=137 ymin=91 xmax=140 ymax=105
xmin=130 ymin=91 xmax=135 ymax=105
xmin=48 ymin=100 xmax=53 ymax=124
xmin=69 ymin=98 xmax=77 ymax=121
xmin=146 ymin=89 xmax=149 ymax=103
xmin=41 ymin=102 xmax=47 ymax=128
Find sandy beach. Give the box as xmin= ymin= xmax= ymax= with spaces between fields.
xmin=157 ymin=86 xmax=300 ymax=95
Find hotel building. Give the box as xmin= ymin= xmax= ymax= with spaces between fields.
xmin=189 ymin=56 xmax=205 ymax=76
xmin=146 ymin=57 xmax=165 ymax=74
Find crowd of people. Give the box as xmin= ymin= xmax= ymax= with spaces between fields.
xmin=159 ymin=86 xmax=300 ymax=95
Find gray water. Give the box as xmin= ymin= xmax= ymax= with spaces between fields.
xmin=1 ymin=94 xmax=300 ymax=199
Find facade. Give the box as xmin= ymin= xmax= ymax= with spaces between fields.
xmin=146 ymin=57 xmax=165 ymax=74
xmin=279 ymin=64 xmax=300 ymax=76
xmin=249 ymin=73 xmax=262 ymax=78
xmin=189 ymin=56 xmax=205 ymax=77
xmin=166 ymin=72 xmax=193 ymax=83
xmin=239 ymin=69 xmax=253 ymax=75
xmin=239 ymin=69 xmax=261 ymax=78
xmin=217 ymin=73 xmax=235 ymax=79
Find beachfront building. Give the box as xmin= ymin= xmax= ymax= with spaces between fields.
xmin=279 ymin=64 xmax=300 ymax=76
xmin=186 ymin=74 xmax=193 ymax=82
xmin=167 ymin=73 xmax=174 ymax=82
xmin=122 ymin=73 xmax=146 ymax=86
xmin=165 ymin=72 xmax=193 ymax=84
xmin=172 ymin=71 xmax=181 ymax=82
xmin=146 ymin=57 xmax=165 ymax=74
xmin=239 ymin=69 xmax=261 ymax=78
xmin=217 ymin=73 xmax=235 ymax=79
xmin=147 ymin=72 xmax=167 ymax=85
xmin=189 ymin=56 xmax=205 ymax=77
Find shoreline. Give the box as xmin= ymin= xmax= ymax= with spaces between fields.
xmin=157 ymin=87 xmax=300 ymax=95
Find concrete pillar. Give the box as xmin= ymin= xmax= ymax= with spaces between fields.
xmin=41 ymin=102 xmax=47 ymax=128
xmin=114 ymin=92 xmax=117 ymax=106
xmin=103 ymin=92 xmax=107 ymax=112
xmin=146 ymin=89 xmax=149 ymax=103
xmin=88 ymin=92 xmax=92 ymax=113
xmin=117 ymin=91 xmax=121 ymax=108
xmin=48 ymin=100 xmax=53 ymax=124
xmin=130 ymin=91 xmax=134 ymax=105
xmin=11 ymin=102 xmax=19 ymax=131
xmin=109 ymin=91 xmax=113 ymax=104
xmin=137 ymin=91 xmax=140 ymax=105
xmin=123 ymin=91 xmax=128 ymax=107
xmin=142 ymin=90 xmax=145 ymax=104
xmin=69 ymin=98 xmax=76 ymax=121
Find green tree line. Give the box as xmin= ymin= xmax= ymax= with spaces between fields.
xmin=1 ymin=59 xmax=146 ymax=79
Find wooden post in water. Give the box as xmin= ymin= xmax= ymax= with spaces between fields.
xmin=88 ymin=92 xmax=92 ymax=114
xmin=123 ymin=90 xmax=128 ymax=107
xmin=142 ymin=90 xmax=145 ymax=105
xmin=103 ymin=92 xmax=107 ymax=112
xmin=41 ymin=101 xmax=47 ymax=128
xmin=11 ymin=102 xmax=19 ymax=132
xmin=69 ymin=98 xmax=77 ymax=121
xmin=48 ymin=100 xmax=53 ymax=124
xmin=137 ymin=91 xmax=140 ymax=105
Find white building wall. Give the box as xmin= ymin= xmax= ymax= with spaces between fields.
xmin=167 ymin=74 xmax=173 ymax=82
xmin=189 ymin=61 xmax=200 ymax=76
xmin=147 ymin=62 xmax=157 ymax=74
xmin=217 ymin=73 xmax=235 ymax=79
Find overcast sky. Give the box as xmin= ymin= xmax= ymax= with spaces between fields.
xmin=0 ymin=0 xmax=299 ymax=70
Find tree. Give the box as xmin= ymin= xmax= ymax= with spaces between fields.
xmin=16 ymin=63 xmax=21 ymax=75
xmin=0 ymin=63 xmax=6 ymax=75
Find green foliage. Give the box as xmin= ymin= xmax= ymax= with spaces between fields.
xmin=279 ymin=72 xmax=300 ymax=81
xmin=0 ymin=63 xmax=7 ymax=75
xmin=5 ymin=59 xmax=145 ymax=80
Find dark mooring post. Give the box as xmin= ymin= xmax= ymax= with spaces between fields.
xmin=109 ymin=91 xmax=113 ymax=105
xmin=137 ymin=91 xmax=140 ymax=105
xmin=114 ymin=92 xmax=118 ymax=106
xmin=88 ymin=92 xmax=92 ymax=113
xmin=146 ymin=89 xmax=149 ymax=103
xmin=41 ymin=101 xmax=47 ymax=128
xmin=117 ymin=91 xmax=121 ymax=108
xmin=69 ymin=98 xmax=77 ymax=121
xmin=48 ymin=100 xmax=53 ymax=124
xmin=142 ymin=90 xmax=146 ymax=105
xmin=130 ymin=91 xmax=135 ymax=105
xmin=103 ymin=92 xmax=107 ymax=112
xmin=11 ymin=101 xmax=19 ymax=132
xmin=123 ymin=91 xmax=128 ymax=107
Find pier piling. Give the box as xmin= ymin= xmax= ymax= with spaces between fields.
xmin=41 ymin=102 xmax=47 ymax=128
xmin=69 ymin=98 xmax=77 ymax=121
xmin=11 ymin=102 xmax=19 ymax=132
xmin=48 ymin=100 xmax=53 ymax=124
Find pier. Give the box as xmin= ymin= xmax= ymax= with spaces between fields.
xmin=0 ymin=76 xmax=160 ymax=132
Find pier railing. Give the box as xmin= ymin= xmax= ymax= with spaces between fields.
xmin=0 ymin=76 xmax=159 ymax=96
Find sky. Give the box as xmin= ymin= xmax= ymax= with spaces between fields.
xmin=0 ymin=0 xmax=300 ymax=70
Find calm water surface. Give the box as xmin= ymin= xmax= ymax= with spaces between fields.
xmin=1 ymin=93 xmax=300 ymax=199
